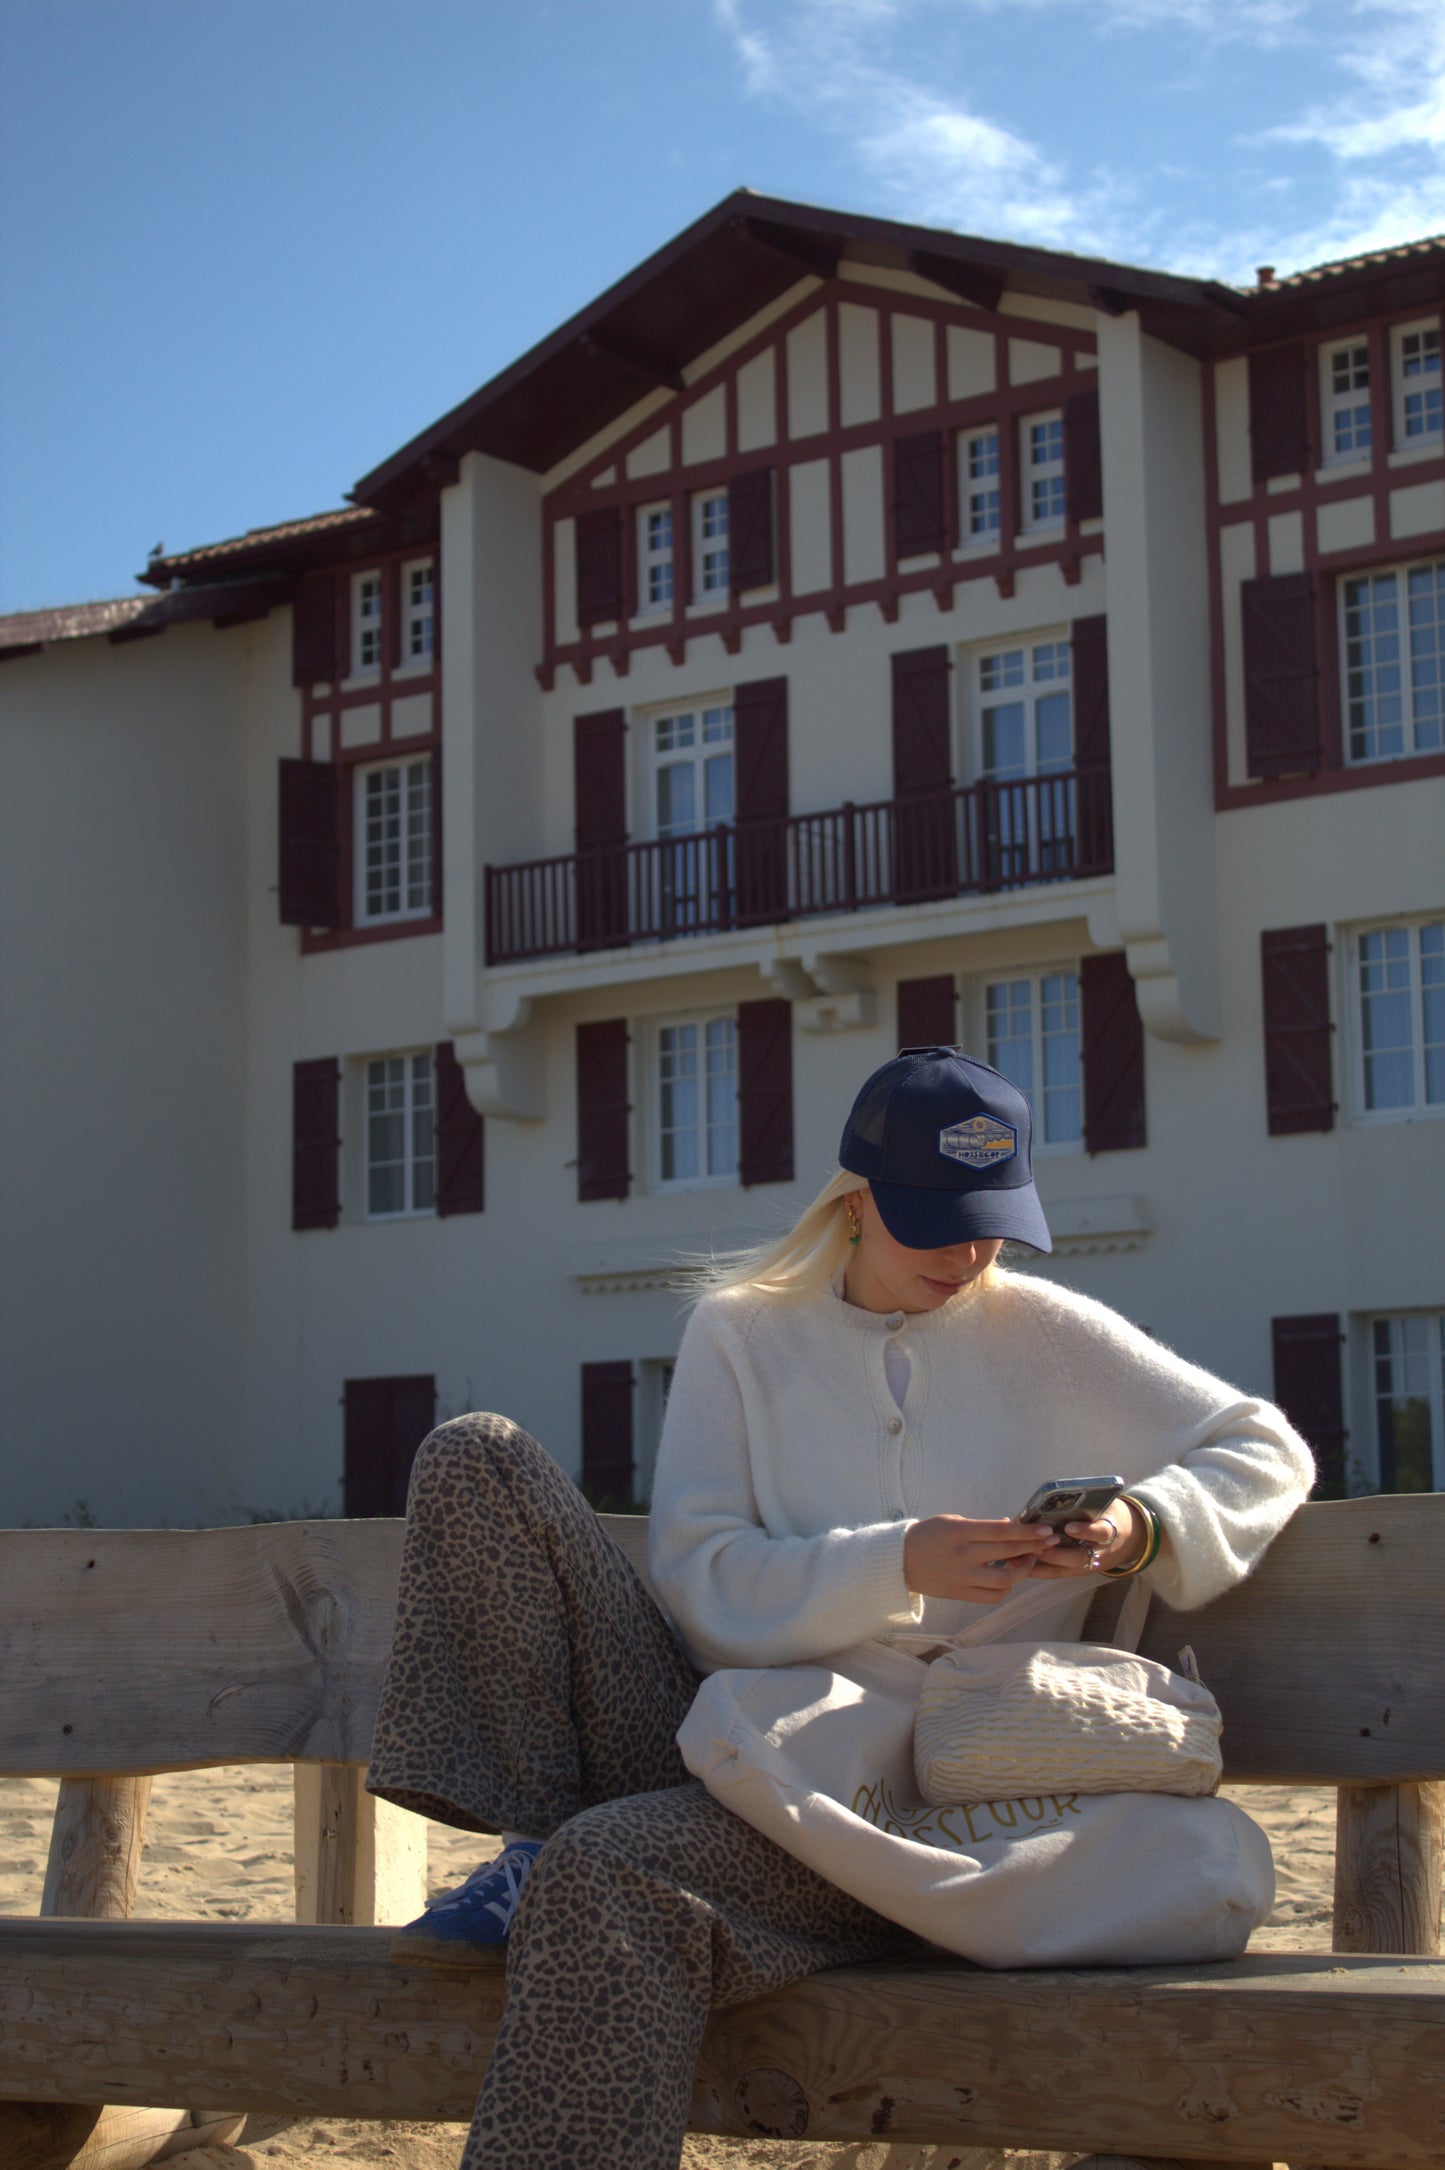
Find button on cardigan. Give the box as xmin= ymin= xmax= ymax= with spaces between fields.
xmin=647 ymin=1271 xmax=1315 ymax=1675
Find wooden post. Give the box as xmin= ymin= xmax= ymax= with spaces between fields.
xmin=1334 ymin=1779 xmax=1445 ymax=1953
xmin=41 ymin=1774 xmax=151 ymax=1918
xmin=294 ymin=1762 xmax=427 ymax=1925
xmin=22 ymin=1778 xmax=245 ymax=2169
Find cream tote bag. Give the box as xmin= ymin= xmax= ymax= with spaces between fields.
xmin=677 ymin=1578 xmax=1273 ymax=1969
xmin=913 ymin=1579 xmax=1223 ymax=1806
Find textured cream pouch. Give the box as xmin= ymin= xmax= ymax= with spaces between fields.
xmin=913 ymin=1637 xmax=1223 ymax=1806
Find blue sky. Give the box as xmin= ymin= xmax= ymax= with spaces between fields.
xmin=3 ymin=0 xmax=1443 ymax=614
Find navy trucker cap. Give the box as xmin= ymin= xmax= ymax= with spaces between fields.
xmin=838 ymin=1047 xmax=1052 ymax=1254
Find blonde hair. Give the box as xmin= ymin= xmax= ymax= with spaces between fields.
xmin=687 ymin=1169 xmax=1003 ymax=1304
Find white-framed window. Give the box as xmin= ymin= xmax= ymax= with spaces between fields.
xmin=1369 ymin=1312 xmax=1445 ymax=1492
xmin=1392 ymin=319 xmax=1442 ymax=445
xmin=1320 ymin=339 xmax=1372 ymax=464
xmin=1019 ymin=411 xmax=1065 ymax=533
xmin=1340 ymin=557 xmax=1445 ymax=764
xmin=365 ymin=1051 xmax=435 ymax=1219
xmin=357 ymin=755 xmax=433 ymax=924
xmin=644 ymin=699 xmax=734 ymax=932
xmin=692 ymin=490 xmax=729 ymax=599
xmin=353 ymin=571 xmax=383 ymax=676
xmin=637 ymin=503 xmax=674 ymax=612
xmin=649 ymin=700 xmax=735 ymax=836
xmin=958 ymin=427 xmax=1001 ymax=547
xmin=981 ymin=967 xmax=1082 ymax=1151
xmin=1348 ymin=917 xmax=1445 ymax=1118
xmin=973 ymin=636 xmax=1073 ymax=777
xmin=654 ymin=1014 xmax=738 ymax=1185
xmin=971 ymin=636 xmax=1074 ymax=883
xmin=402 ymin=559 xmax=435 ymax=663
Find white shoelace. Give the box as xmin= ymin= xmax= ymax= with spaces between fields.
xmin=427 ymin=1843 xmax=538 ymax=1926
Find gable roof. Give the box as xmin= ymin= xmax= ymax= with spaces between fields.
xmin=351 ymin=188 xmax=1247 ymax=510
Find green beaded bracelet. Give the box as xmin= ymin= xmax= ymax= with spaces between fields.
xmin=1101 ymin=1495 xmax=1163 ymax=1577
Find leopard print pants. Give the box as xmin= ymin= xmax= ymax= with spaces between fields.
xmin=367 ymin=1413 xmax=922 ymax=2170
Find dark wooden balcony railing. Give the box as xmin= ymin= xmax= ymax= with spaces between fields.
xmin=484 ymin=764 xmax=1113 ymax=966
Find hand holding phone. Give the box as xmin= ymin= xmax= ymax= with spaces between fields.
xmin=1016 ymin=1475 xmax=1126 ymax=1549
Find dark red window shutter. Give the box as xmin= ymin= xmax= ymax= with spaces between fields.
xmin=897 ymin=975 xmax=956 ymax=1051
xmin=734 ymin=676 xmax=789 ymax=925
xmin=1064 ymin=388 xmax=1103 ymax=523
xmin=1242 ymin=573 xmax=1321 ymax=779
xmin=292 ymin=575 xmax=337 ymax=685
xmin=576 ymin=1018 xmax=630 ymax=1201
xmin=433 ymin=1041 xmax=484 ymax=1216
xmin=574 ymin=708 xmax=628 ymax=950
xmin=580 ymin=1360 xmax=635 ymax=1502
xmin=575 ymin=506 xmax=624 ymax=627
xmin=1261 ymin=924 xmax=1334 ymax=1135
xmin=574 ymin=708 xmax=627 ymax=848
xmin=1248 ymin=343 xmax=1312 ymax=482
xmin=1271 ymin=1315 xmax=1341 ymax=1497
xmin=343 ymin=1375 xmax=437 ymax=1517
xmin=892 ymin=430 xmax=947 ymax=555
xmin=278 ymin=758 xmax=342 ymax=927
xmin=1081 ymin=953 xmax=1146 ymax=1153
xmin=1071 ymin=613 xmax=1114 ymax=870
xmin=729 ymin=468 xmax=775 ymax=590
xmin=737 ymin=997 xmax=794 ymax=1186
xmin=292 ymin=1057 xmax=342 ymax=1230
xmin=891 ymin=646 xmax=956 ymax=902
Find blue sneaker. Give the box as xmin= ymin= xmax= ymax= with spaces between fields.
xmin=391 ymin=1840 xmax=542 ymax=1967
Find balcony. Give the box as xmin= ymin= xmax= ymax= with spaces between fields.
xmin=485 ymin=764 xmax=1112 ymax=967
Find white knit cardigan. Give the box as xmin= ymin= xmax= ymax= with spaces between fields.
xmin=647 ymin=1271 xmax=1315 ymax=1674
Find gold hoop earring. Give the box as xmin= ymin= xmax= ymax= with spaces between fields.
xmin=844 ymin=1199 xmax=862 ymax=1247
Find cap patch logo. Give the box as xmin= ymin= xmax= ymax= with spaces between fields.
xmin=938 ymin=1114 xmax=1017 ymax=1169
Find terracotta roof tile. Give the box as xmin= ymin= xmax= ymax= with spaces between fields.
xmin=151 ymin=505 xmax=380 ymax=575
xmin=0 ymin=596 xmax=152 ymax=651
xmin=1272 ymin=233 xmax=1445 ymax=289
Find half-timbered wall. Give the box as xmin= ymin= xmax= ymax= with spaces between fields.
xmin=1208 ymin=304 xmax=1445 ymax=805
xmin=540 ymin=271 xmax=1101 ymax=687
xmin=293 ymin=545 xmax=442 ymax=953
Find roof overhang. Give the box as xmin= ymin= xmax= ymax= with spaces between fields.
xmin=351 ymin=190 xmax=1249 ymax=510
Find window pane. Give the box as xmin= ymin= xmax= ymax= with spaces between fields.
xmin=1039 ymin=970 xmax=1082 ymax=1144
xmin=1406 ymin=562 xmax=1445 ymax=752
xmin=1035 ymin=689 xmax=1072 ymax=771
xmin=986 ymin=979 xmax=1034 ymax=1094
xmin=1374 ymin=1316 xmax=1438 ymax=1492
xmin=982 ymin=701 xmax=1026 ymax=777
xmin=659 ymin=1024 xmax=699 ymax=1181
xmin=1421 ymin=922 xmax=1445 ymax=1103
xmin=704 ymin=1018 xmax=738 ymax=1176
xmin=1401 ymin=326 xmax=1442 ymax=439
xmin=1344 ymin=573 xmax=1405 ymax=762
xmin=1359 ymin=929 xmax=1415 ymax=1108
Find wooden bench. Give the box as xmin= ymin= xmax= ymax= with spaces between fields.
xmin=2 ymin=1496 xmax=1443 ymax=2170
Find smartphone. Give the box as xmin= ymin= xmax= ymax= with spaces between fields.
xmin=1017 ymin=1475 xmax=1126 ymax=1548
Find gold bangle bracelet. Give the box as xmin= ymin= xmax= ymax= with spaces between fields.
xmin=1100 ymin=1496 xmax=1162 ymax=1578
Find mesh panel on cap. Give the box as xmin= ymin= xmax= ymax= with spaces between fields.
xmin=846 ymin=1069 xmax=896 ymax=1148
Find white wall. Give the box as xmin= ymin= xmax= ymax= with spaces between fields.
xmin=0 ymin=626 xmax=250 ymax=1526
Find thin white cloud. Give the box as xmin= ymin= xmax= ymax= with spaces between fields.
xmin=714 ymin=0 xmax=1445 ymax=282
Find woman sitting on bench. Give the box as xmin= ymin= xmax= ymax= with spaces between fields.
xmin=367 ymin=1045 xmax=1314 ymax=2170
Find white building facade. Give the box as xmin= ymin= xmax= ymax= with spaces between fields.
xmin=2 ymin=199 xmax=1442 ymax=1527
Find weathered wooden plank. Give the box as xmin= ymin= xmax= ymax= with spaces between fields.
xmin=4 ymin=1499 xmax=1444 ymax=1784
xmin=0 ymin=1521 xmax=406 ymax=1776
xmin=0 ymin=1922 xmax=1443 ymax=2164
xmin=293 ymin=1764 xmax=427 ymax=1926
xmin=1335 ymin=1781 xmax=1445 ymax=1955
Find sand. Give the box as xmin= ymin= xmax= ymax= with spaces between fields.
xmin=1 ymin=1769 xmax=1335 ymax=2170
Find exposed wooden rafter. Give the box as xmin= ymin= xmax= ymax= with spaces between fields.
xmin=909 ymin=251 xmax=1005 ymax=313
xmin=733 ymin=215 xmax=841 ymax=284
xmin=578 ymin=331 xmax=685 ymax=392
